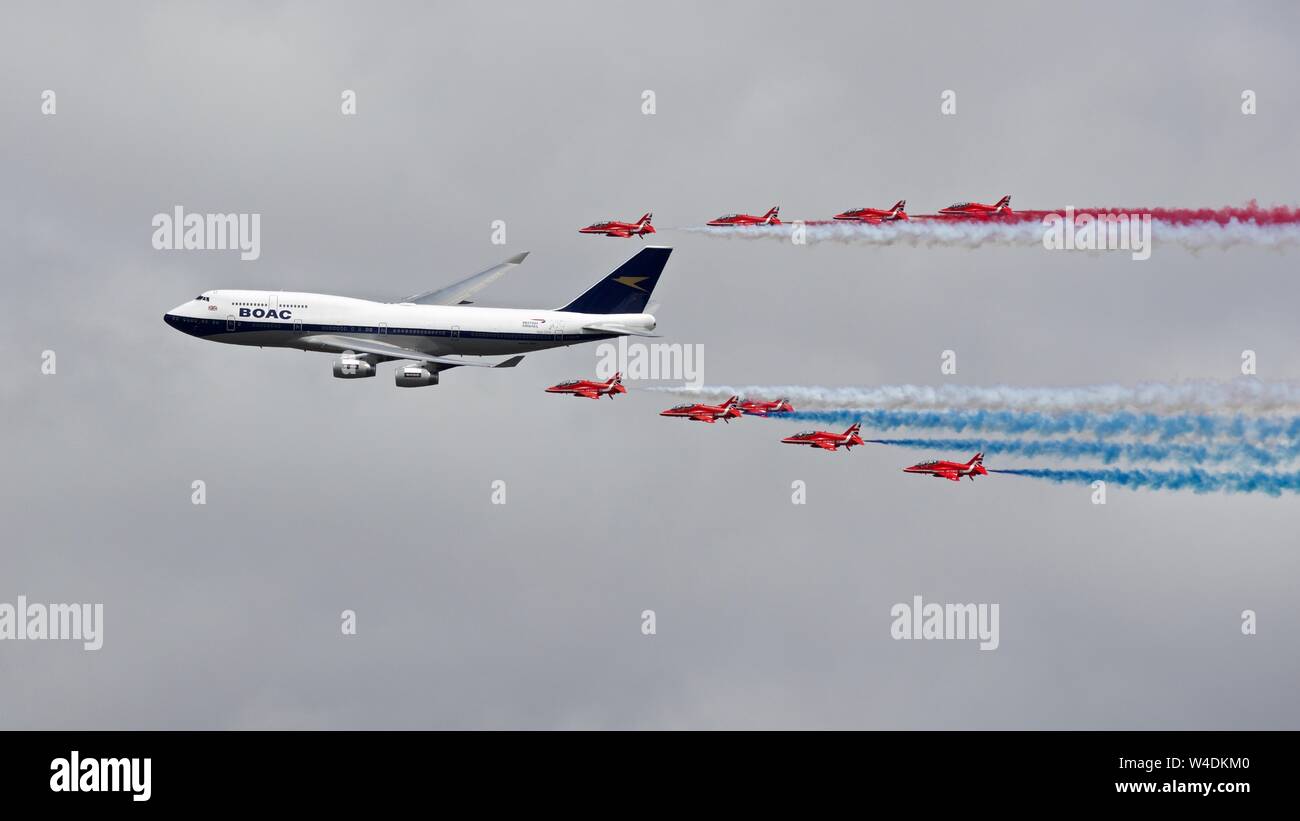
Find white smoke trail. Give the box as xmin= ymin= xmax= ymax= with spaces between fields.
xmin=1157 ymin=221 xmax=1300 ymax=251
xmin=646 ymin=381 xmax=1300 ymax=415
xmin=680 ymin=220 xmax=1044 ymax=248
xmin=678 ymin=220 xmax=1300 ymax=250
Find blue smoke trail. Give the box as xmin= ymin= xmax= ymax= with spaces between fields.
xmin=780 ymin=409 xmax=1300 ymax=442
xmin=990 ymin=468 xmax=1300 ymax=496
xmin=866 ymin=437 xmax=1295 ymax=467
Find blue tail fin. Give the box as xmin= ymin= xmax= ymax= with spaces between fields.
xmin=560 ymin=247 xmax=671 ymax=314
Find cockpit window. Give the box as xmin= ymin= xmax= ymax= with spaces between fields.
xmin=194 ymin=295 xmax=210 ymax=301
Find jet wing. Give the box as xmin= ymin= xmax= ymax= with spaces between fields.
xmin=305 ymin=335 xmax=524 ymax=369
xmin=816 ymin=442 xmax=838 ymax=451
xmin=399 ymin=252 xmax=529 ymax=306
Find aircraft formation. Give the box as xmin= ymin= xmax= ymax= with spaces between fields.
xmin=542 ymin=382 xmax=987 ymax=481
xmin=576 ymin=196 xmax=1016 ymax=237
xmin=165 ymin=242 xmax=993 ymax=484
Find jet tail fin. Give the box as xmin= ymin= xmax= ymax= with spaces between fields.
xmin=763 ymin=206 xmax=780 ymax=224
xmin=995 ymin=196 xmax=1011 ymax=211
xmin=559 ymin=247 xmax=671 ymax=314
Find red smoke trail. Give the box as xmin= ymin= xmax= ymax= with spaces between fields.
xmin=1021 ymin=202 xmax=1300 ymax=226
xmin=799 ymin=202 xmax=1300 ymax=227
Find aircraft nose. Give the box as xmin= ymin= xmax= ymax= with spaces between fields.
xmin=163 ymin=307 xmax=190 ymax=331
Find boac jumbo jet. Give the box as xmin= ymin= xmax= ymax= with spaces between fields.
xmin=164 ymin=247 xmax=671 ymax=387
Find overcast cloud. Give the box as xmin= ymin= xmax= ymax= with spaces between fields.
xmin=2 ymin=0 xmax=1299 ymax=728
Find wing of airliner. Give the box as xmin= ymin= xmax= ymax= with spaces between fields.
xmin=304 ymin=334 xmax=524 ymax=369
xmin=399 ymin=252 xmax=530 ymax=306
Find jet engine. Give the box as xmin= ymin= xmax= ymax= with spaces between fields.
xmin=332 ymin=356 xmax=375 ymax=379
xmin=395 ymin=364 xmax=439 ymax=387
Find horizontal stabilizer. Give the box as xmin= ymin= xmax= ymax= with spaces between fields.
xmin=582 ymin=322 xmax=660 ymax=338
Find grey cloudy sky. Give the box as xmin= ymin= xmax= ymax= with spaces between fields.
xmin=2 ymin=1 xmax=1299 ymax=728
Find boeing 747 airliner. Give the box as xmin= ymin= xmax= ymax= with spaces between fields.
xmin=164 ymin=247 xmax=671 ymax=387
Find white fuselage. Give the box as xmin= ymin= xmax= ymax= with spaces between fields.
xmin=164 ymin=290 xmax=655 ymax=358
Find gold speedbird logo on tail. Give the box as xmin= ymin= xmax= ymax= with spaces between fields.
xmin=612 ymin=276 xmax=649 ymax=291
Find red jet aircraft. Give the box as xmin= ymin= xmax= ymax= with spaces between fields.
xmin=902 ymin=453 xmax=988 ymax=482
xmin=579 ymin=213 xmax=655 ymax=238
xmin=781 ymin=422 xmax=865 ymax=452
xmin=736 ymin=397 xmax=794 ymax=417
xmin=935 ymin=195 xmax=1013 ymax=219
xmin=659 ymin=396 xmax=742 ymax=423
xmin=834 ymin=200 xmax=908 ymax=223
xmin=707 ymin=206 xmax=781 ymax=227
xmin=545 ymin=372 xmax=626 ymax=400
